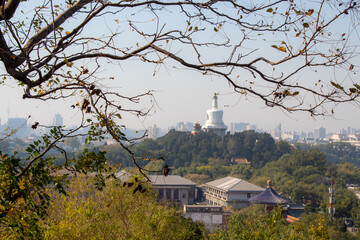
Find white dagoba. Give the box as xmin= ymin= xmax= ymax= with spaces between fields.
xmin=203 ymin=94 xmax=227 ymax=137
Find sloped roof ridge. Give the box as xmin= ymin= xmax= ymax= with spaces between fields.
xmin=249 ymin=187 xmax=290 ymax=204
xmin=205 ymin=176 xmax=264 ymax=191
xmin=149 ymin=175 xmax=197 ymax=185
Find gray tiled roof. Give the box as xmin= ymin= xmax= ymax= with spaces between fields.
xmin=149 ymin=175 xmax=197 ymax=186
xmin=249 ymin=187 xmax=290 ymax=204
xmin=205 ymin=176 xmax=264 ymax=192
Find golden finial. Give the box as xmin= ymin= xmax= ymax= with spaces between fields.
xmin=267 ymin=180 xmax=272 ymax=188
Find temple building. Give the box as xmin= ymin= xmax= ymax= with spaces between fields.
xmin=249 ymin=180 xmax=290 ymax=210
xmin=192 ymin=122 xmax=202 ymax=136
xmin=202 ymin=94 xmax=227 ymax=137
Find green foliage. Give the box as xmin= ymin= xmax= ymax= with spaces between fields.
xmin=101 ymin=130 xmax=289 ymax=172
xmin=212 ymin=206 xmax=357 ymax=240
xmin=251 ymin=149 xmax=359 ymax=219
xmin=297 ymin=142 xmax=360 ymax=166
xmin=0 ymin=127 xmax=112 ymax=239
xmin=41 ymin=176 xmax=207 ymax=240
xmin=184 ymin=174 xmax=212 ymax=184
xmin=211 ymin=206 xmax=329 ymax=240
xmin=63 ymin=137 xmax=80 ymax=149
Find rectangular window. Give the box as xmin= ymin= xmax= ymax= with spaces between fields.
xmin=247 ymin=193 xmax=251 ymax=199
xmin=174 ymin=189 xmax=179 ymax=200
xmin=166 ymin=189 xmax=171 ymax=200
xmin=189 ymin=188 xmax=194 ymax=198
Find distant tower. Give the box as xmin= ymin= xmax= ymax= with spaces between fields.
xmin=277 ymin=123 xmax=282 ymax=140
xmin=53 ymin=113 xmax=63 ymax=126
xmin=314 ymin=127 xmax=326 ymax=139
xmin=149 ymin=124 xmax=161 ymax=140
xmin=202 ymin=94 xmax=227 ymax=137
xmin=192 ymin=122 xmax=202 ymax=136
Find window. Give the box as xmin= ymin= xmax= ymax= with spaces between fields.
xmin=247 ymin=193 xmax=251 ymax=199
xmin=189 ymin=189 xmax=194 ymax=198
xmin=174 ymin=189 xmax=179 ymax=200
xmin=166 ymin=189 xmax=171 ymax=200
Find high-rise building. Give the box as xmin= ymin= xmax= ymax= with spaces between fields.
xmin=53 ymin=113 xmax=63 ymax=126
xmin=202 ymin=94 xmax=227 ymax=137
xmin=276 ymin=123 xmax=282 ymax=140
xmin=149 ymin=124 xmax=161 ymax=139
xmin=175 ymin=122 xmax=193 ymax=132
xmin=314 ymin=127 xmax=326 ymax=139
xmin=229 ymin=122 xmax=249 ymax=134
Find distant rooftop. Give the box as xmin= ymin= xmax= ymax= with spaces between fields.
xmin=205 ymin=176 xmax=264 ymax=192
xmin=149 ymin=175 xmax=197 ymax=186
xmin=249 ymin=181 xmax=290 ymax=204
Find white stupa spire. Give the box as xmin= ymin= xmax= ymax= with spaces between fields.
xmin=212 ymin=94 xmax=219 ymax=110
xmin=203 ymin=93 xmax=227 ymax=137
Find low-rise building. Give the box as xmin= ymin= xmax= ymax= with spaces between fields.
xmin=149 ymin=175 xmax=197 ymax=205
xmin=183 ymin=205 xmax=224 ymax=231
xmin=204 ymin=176 xmax=264 ymax=209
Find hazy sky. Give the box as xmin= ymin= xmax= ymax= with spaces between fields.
xmin=1 ymin=60 xmax=359 ymax=134
xmin=1 ymin=1 xmax=360 ymax=134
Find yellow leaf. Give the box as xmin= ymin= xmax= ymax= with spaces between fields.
xmin=305 ymin=9 xmax=314 ymax=16
xmin=278 ymin=46 xmax=287 ymax=52
xmin=10 ymin=55 xmax=16 ymax=60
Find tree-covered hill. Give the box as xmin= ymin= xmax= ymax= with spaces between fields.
xmin=297 ymin=142 xmax=360 ymax=166
xmin=250 ymin=149 xmax=360 ymax=218
xmin=102 ymin=130 xmax=292 ymax=170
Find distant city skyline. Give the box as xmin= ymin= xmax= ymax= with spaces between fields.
xmin=0 ymin=91 xmax=359 ymax=135
xmin=1 ymin=71 xmax=360 ymax=134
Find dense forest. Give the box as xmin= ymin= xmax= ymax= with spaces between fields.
xmin=100 ymin=130 xmax=360 ymax=221
xmin=3 ymin=130 xmax=360 ymax=239
xmin=102 ymin=130 xmax=292 ymax=169
xmin=101 ymin=130 xmax=360 ymax=169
